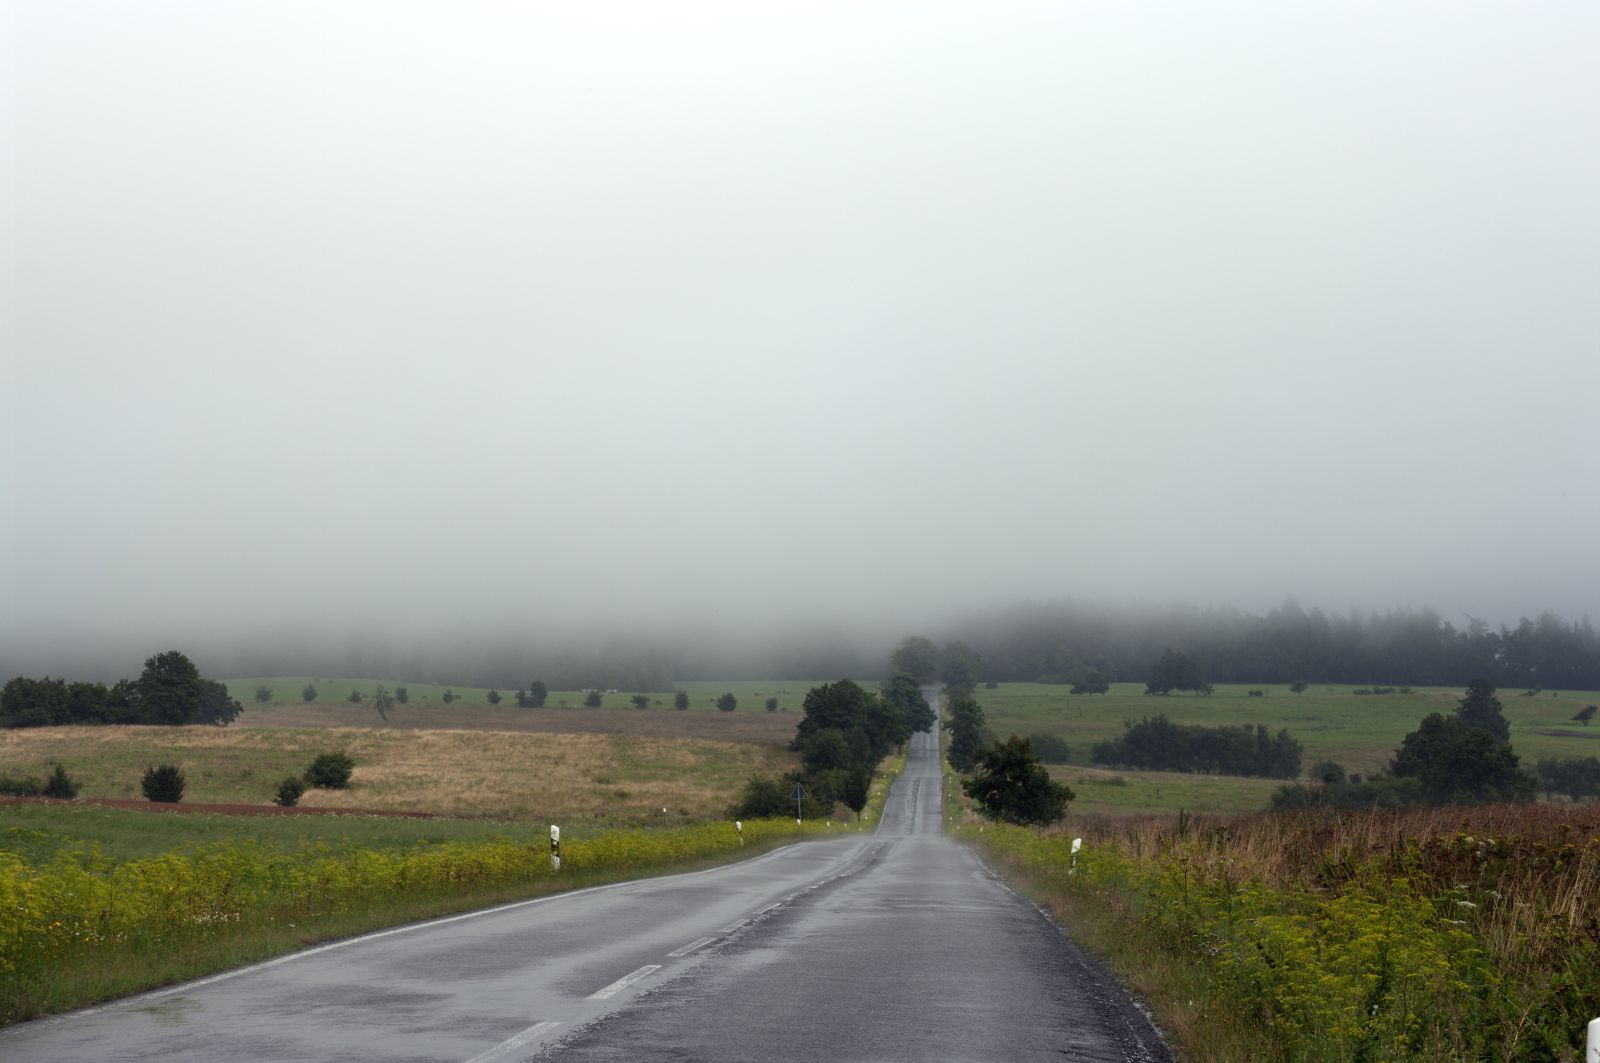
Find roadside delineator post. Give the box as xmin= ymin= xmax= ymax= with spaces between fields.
xmin=1069 ymin=837 xmax=1082 ymax=876
xmin=1586 ymin=1015 xmax=1598 ymax=1062
xmin=736 ymin=820 xmax=744 ymax=846
xmin=550 ymin=824 xmax=561 ymax=871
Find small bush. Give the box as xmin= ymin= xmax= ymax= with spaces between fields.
xmin=274 ymin=776 xmax=306 ymax=807
xmin=42 ymin=763 xmax=80 ymax=799
xmin=716 ymin=693 xmax=738 ymax=712
xmin=486 ymin=690 xmax=502 ymax=706
xmin=674 ymin=690 xmax=690 ymax=710
xmin=584 ymin=690 xmax=603 ymax=708
xmin=304 ymin=752 xmax=355 ymax=789
xmin=984 ymin=680 xmax=999 ymax=689
xmin=0 ymin=775 xmax=42 ymax=796
xmin=301 ymin=683 xmax=317 ymax=703
xmin=631 ymin=694 xmax=650 ymax=710
xmin=346 ymin=689 xmax=364 ymax=704
xmin=254 ymin=685 xmax=273 ymax=703
xmin=1247 ymin=689 xmax=1265 ymax=697
xmin=442 ymin=689 xmax=455 ymax=704
xmin=141 ymin=764 xmax=185 ymax=803
xmin=1028 ymin=732 xmax=1071 ymax=764
xmin=394 ymin=686 xmax=409 ymax=704
xmin=765 ymin=697 xmax=779 ymax=712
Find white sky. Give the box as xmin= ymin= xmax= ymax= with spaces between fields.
xmin=5 ymin=1 xmax=1598 ymax=659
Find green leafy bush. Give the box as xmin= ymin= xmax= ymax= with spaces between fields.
xmin=42 ymin=764 xmax=79 ymax=799
xmin=0 ymin=775 xmax=42 ymax=796
xmin=141 ymin=764 xmax=185 ymax=803
xmin=274 ymin=776 xmax=306 ymax=807
xmin=304 ymin=752 xmax=355 ymax=789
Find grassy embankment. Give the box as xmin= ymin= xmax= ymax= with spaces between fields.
xmin=960 ymin=802 xmax=1600 ymax=1062
xmin=975 ymin=682 xmax=1600 ymax=816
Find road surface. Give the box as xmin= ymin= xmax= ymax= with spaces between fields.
xmin=2 ymin=700 xmax=1169 ymax=1062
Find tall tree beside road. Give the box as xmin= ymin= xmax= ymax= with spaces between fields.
xmin=890 ymin=636 xmax=940 ymax=686
xmin=882 ymin=674 xmax=936 ymax=734
xmin=945 ymin=696 xmax=990 ymax=772
xmin=962 ymin=736 xmax=1073 ymax=825
xmin=940 ymin=641 xmax=981 ymax=697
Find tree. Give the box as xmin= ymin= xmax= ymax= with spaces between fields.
xmin=941 ymin=641 xmax=981 ymax=696
xmin=394 ymin=686 xmax=409 ymax=704
xmin=1144 ymin=648 xmax=1206 ymax=696
xmin=373 ymin=684 xmax=395 ymax=721
xmin=141 ymin=764 xmax=186 ymax=803
xmin=1310 ymin=759 xmax=1348 ymax=784
xmin=1572 ymin=705 xmax=1596 ymax=726
xmin=962 ymin=736 xmax=1073 ymax=825
xmin=526 ymin=681 xmax=549 ymax=708
xmin=716 ymin=692 xmax=738 ymax=712
xmin=631 ymin=694 xmax=651 ymax=710
xmin=254 ymin=685 xmax=273 ymax=704
xmin=302 ymin=682 xmax=318 ymax=703
xmin=674 ymin=690 xmax=690 ymax=711
xmin=43 ymin=763 xmax=80 ymax=799
xmin=195 ymin=680 xmax=243 ymax=726
xmin=346 ymin=689 xmax=364 ymax=704
xmin=275 ymin=776 xmax=306 ymax=807
xmin=137 ymin=651 xmax=204 ymax=725
xmin=1289 ymin=681 xmax=1309 ymax=695
xmin=765 ymin=697 xmax=779 ymax=712
xmin=487 ymin=689 xmax=503 ymax=706
xmin=1069 ymin=670 xmax=1109 ymax=695
xmin=889 ymin=636 xmax=940 ymax=685
xmin=442 ymin=688 xmax=455 ymax=704
xmin=585 ymin=690 xmax=604 ymax=708
xmin=882 ymin=674 xmax=936 ymax=733
xmin=1390 ymin=713 xmax=1535 ymax=803
xmin=1455 ymin=679 xmax=1510 ymax=742
xmin=944 ymin=697 xmax=988 ymax=773
xmin=1027 ymin=733 xmax=1071 ymax=764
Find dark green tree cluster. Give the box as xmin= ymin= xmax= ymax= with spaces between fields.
xmin=516 ymin=681 xmax=548 ymax=708
xmin=880 ymin=674 xmax=937 ymax=734
xmin=715 ymin=692 xmax=737 ymax=712
xmin=1 ymin=652 xmax=240 ymax=728
xmin=944 ymin=697 xmax=992 ymax=773
xmin=1091 ymin=715 xmax=1302 ymax=778
xmin=1536 ymin=756 xmax=1600 ymax=800
xmin=962 ymin=736 xmax=1073 ymax=825
xmin=1143 ymin=649 xmax=1212 ymax=695
xmin=1069 ymin=670 xmax=1109 ymax=695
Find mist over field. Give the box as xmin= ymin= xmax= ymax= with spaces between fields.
xmin=5 ymin=2 xmax=1598 ymax=681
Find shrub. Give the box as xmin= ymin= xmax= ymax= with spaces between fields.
xmin=141 ymin=764 xmax=185 ymax=803
xmin=486 ymin=690 xmax=502 ymax=706
xmin=765 ymin=697 xmax=779 ymax=712
xmin=1310 ymin=759 xmax=1348 ymax=784
xmin=394 ymin=686 xmax=409 ymax=704
xmin=1288 ymin=680 xmax=1308 ymax=694
xmin=254 ymin=685 xmax=273 ymax=703
xmin=304 ymin=752 xmax=355 ymax=789
xmin=1027 ymin=732 xmax=1071 ymax=764
xmin=442 ymin=689 xmax=455 ymax=704
xmin=674 ymin=690 xmax=690 ymax=710
xmin=525 ymin=681 xmax=548 ymax=708
xmin=716 ymin=693 xmax=737 ymax=712
xmin=301 ymin=683 xmax=317 ymax=703
xmin=346 ymin=689 xmax=363 ymax=704
xmin=1247 ymin=688 xmax=1265 ymax=697
xmin=42 ymin=764 xmax=79 ymax=799
xmin=584 ymin=690 xmax=603 ymax=708
xmin=984 ymin=680 xmax=999 ymax=689
xmin=631 ymin=694 xmax=650 ymax=710
xmin=274 ymin=776 xmax=306 ymax=807
xmin=0 ymin=774 xmax=42 ymax=796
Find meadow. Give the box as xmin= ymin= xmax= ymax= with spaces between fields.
xmin=964 ymin=804 xmax=1600 ymax=1062
xmin=0 ymin=725 xmax=795 ymax=825
xmin=974 ymin=682 xmax=1600 ymax=815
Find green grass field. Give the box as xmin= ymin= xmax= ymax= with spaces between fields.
xmin=971 ymin=682 xmax=1600 ymax=815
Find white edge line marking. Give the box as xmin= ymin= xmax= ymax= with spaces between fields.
xmin=462 ymin=1021 xmax=561 ymax=1063
xmin=588 ymin=965 xmax=662 ymax=1000
xmin=666 ymin=936 xmax=716 ymax=958
xmin=0 ymin=842 xmax=816 ymax=1038
xmin=718 ymin=920 xmax=746 ymax=934
xmin=757 ymin=902 xmax=782 ymax=915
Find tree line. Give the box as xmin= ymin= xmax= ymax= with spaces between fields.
xmin=900 ymin=601 xmax=1600 ymax=689
xmin=2 ymin=651 xmax=241 ymax=728
xmin=1091 ymin=717 xmax=1304 ymax=778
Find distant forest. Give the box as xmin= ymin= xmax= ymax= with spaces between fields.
xmin=6 ymin=600 xmax=1597 ymax=692
xmin=936 ymin=601 xmax=1600 ymax=690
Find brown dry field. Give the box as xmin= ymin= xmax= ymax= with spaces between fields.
xmin=0 ymin=724 xmax=798 ymax=826
xmin=244 ymin=703 xmax=800 ymax=746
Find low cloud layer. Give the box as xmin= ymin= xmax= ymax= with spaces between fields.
xmin=6 ymin=2 xmax=1598 ymax=676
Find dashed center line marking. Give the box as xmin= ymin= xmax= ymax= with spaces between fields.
xmin=462 ymin=1020 xmax=560 ymax=1063
xmin=666 ymin=936 xmax=717 ymax=958
xmin=588 ymin=965 xmax=662 ymax=1000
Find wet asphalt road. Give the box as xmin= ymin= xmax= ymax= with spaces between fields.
xmin=2 ymin=699 xmax=1169 ymax=1062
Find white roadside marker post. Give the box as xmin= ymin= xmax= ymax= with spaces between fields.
xmin=1069 ymin=837 xmax=1082 ymax=876
xmin=735 ymin=820 xmax=744 ymax=846
xmin=550 ymin=824 xmax=560 ymax=871
xmin=1586 ymin=1015 xmax=1598 ymax=1062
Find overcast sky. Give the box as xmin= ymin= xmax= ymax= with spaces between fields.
xmin=5 ymin=1 xmax=1598 ymax=662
